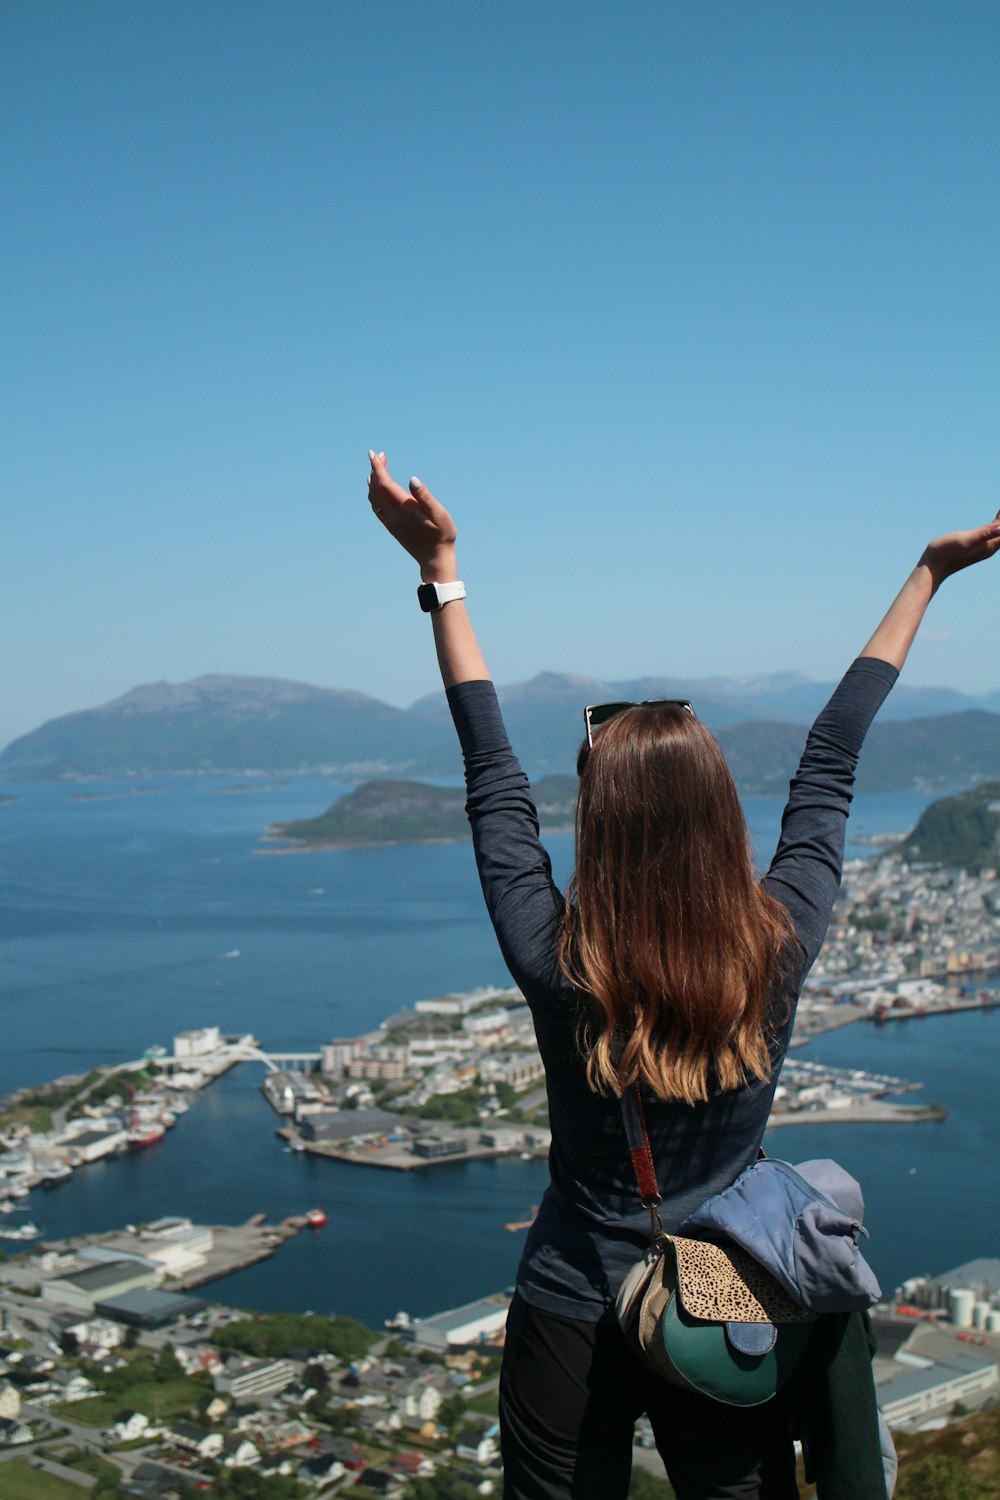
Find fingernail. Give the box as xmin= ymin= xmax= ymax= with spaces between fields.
xmin=410 ymin=476 xmax=422 ymax=490
xmin=368 ymin=449 xmax=376 ymax=461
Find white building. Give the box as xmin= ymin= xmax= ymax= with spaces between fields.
xmin=65 ymin=1126 xmax=128 ymax=1164
xmin=0 ymin=1382 xmax=21 ymax=1420
xmin=103 ymin=1410 xmax=150 ymax=1444
xmin=174 ymin=1027 xmax=222 ymax=1059
xmin=321 ymin=1038 xmax=369 ymax=1072
xmin=412 ymin=1295 xmax=510 ymax=1352
xmin=215 ymin=1357 xmax=296 ymax=1403
xmin=878 ymin=1353 xmax=1000 ymax=1429
xmin=403 ymin=1380 xmax=443 ymax=1423
xmin=415 ymin=987 xmax=519 ymax=1017
xmin=42 ymin=1259 xmax=159 ymax=1315
xmin=455 ymin=1425 xmax=500 ymax=1465
xmin=406 ymin=1036 xmax=474 ymax=1069
xmin=137 ymin=1222 xmax=213 ymax=1277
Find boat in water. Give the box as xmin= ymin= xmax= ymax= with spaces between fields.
xmin=305 ymin=1207 xmax=328 ymax=1228
xmin=127 ymin=1122 xmax=166 ymax=1151
xmin=0 ymin=1221 xmax=40 ymax=1242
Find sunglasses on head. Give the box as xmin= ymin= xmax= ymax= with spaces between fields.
xmin=583 ymin=699 xmax=695 ymax=749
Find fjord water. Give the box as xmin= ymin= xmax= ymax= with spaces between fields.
xmin=1 ymin=776 xmax=997 ymax=1325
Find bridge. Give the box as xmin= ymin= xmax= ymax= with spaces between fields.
xmin=223 ymin=1044 xmax=322 ymax=1074
xmin=151 ymin=1040 xmax=323 ymax=1077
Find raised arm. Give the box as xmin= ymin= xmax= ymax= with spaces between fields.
xmin=765 ymin=509 xmax=1000 ymax=976
xmin=367 ymin=450 xmax=490 ymax=689
xmin=366 ymin=450 xmax=566 ymax=998
xmin=859 ymin=511 xmax=1000 ymax=669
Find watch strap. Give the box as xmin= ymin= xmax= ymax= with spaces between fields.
xmin=418 ymin=580 xmax=467 ymax=612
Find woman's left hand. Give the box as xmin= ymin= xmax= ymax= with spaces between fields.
xmin=860 ymin=507 xmax=1000 ymax=671
xmin=367 ymin=451 xmax=458 ymax=583
xmin=920 ymin=511 xmax=1000 ymax=588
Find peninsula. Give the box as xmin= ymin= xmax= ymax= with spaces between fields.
xmin=268 ymin=774 xmax=577 ymax=849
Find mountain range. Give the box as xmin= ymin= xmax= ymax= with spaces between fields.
xmin=2 ymin=671 xmax=1000 ymax=796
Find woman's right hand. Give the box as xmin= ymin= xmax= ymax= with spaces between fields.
xmin=367 ymin=451 xmax=459 ymax=583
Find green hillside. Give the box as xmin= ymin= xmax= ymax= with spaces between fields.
xmin=900 ymin=780 xmax=1000 ymax=871
xmin=270 ymin=774 xmax=579 ymax=848
xmin=272 ymin=780 xmax=471 ymax=846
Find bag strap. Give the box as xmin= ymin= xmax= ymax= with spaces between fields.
xmin=619 ymin=1084 xmax=661 ymax=1205
xmin=619 ymin=1082 xmax=767 ymax=1245
xmin=619 ymin=1085 xmax=667 ymax=1244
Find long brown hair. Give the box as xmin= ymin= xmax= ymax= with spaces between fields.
xmin=558 ymin=703 xmax=793 ymax=1106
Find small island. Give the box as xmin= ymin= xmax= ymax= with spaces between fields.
xmin=268 ymin=774 xmax=578 ymax=849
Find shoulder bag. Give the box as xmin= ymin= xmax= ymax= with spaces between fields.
xmin=615 ymin=1084 xmax=820 ymax=1408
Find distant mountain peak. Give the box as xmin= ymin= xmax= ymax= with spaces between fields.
xmin=500 ymin=670 xmax=616 ymax=702
xmin=698 ymin=671 xmax=814 ymax=695
xmin=96 ymin=675 xmax=380 ymax=718
xmin=3 ymin=669 xmax=999 ymax=785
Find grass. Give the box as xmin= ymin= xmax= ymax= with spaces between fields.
xmin=54 ymin=1375 xmax=205 ymax=1427
xmin=0 ymin=1459 xmax=89 ymax=1500
xmin=463 ymin=1388 xmax=500 ymax=1419
xmin=70 ymin=1454 xmax=121 ymax=1486
xmin=0 ymin=1104 xmax=54 ymax=1133
xmin=894 ymin=1405 xmax=1000 ymax=1498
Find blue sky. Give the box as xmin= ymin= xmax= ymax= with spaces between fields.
xmin=2 ymin=1 xmax=998 ymax=750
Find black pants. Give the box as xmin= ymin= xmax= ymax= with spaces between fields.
xmin=499 ymin=1292 xmax=799 ymax=1500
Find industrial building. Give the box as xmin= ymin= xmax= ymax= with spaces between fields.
xmin=411 ymin=1294 xmax=510 ymax=1352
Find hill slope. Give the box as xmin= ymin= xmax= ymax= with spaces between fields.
xmin=270 ymin=773 xmax=579 ymax=848
xmin=0 ymin=675 xmax=445 ymax=778
xmin=899 ymin=780 xmax=1000 ymax=871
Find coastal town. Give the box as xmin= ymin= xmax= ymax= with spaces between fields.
xmin=261 ymin=852 xmax=1000 ymax=1166
xmin=1 ymin=851 xmax=998 ymax=1210
xmin=0 ymin=849 xmax=998 ymax=1495
xmin=2 ymin=1219 xmax=1000 ymax=1498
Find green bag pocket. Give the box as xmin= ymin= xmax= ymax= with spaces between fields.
xmin=662 ymin=1296 xmax=814 ymax=1407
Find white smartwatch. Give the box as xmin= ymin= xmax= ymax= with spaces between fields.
xmin=417 ymin=580 xmax=467 ymax=612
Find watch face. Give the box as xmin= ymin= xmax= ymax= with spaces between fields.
xmin=417 ymin=583 xmax=439 ymax=612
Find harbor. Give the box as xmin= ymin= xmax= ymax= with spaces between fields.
xmin=0 ymin=1009 xmax=996 ymax=1328
xmin=0 ymin=1027 xmax=260 ymax=1210
xmin=0 ymin=774 xmax=997 ymax=1323
xmin=0 ymin=1212 xmax=311 ymax=1302
xmin=3 ymin=966 xmax=988 ymax=1225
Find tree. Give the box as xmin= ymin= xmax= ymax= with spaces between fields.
xmin=315 ymin=1405 xmax=354 ymax=1432
xmin=436 ymin=1393 xmax=468 ymax=1433
xmin=303 ymin=1361 xmax=329 ymax=1390
xmin=213 ymin=1311 xmax=373 ymax=1361
xmin=154 ymin=1343 xmax=184 ymax=1382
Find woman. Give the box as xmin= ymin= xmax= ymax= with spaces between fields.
xmin=366 ymin=451 xmax=999 ymax=1500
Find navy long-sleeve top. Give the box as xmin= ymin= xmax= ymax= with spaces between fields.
xmin=446 ymin=657 xmax=898 ymax=1322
